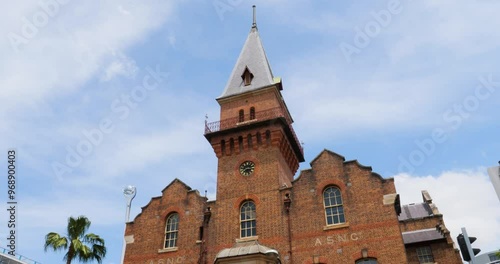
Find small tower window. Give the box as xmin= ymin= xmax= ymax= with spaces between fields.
xmin=265 ymin=130 xmax=271 ymax=145
xmin=221 ymin=140 xmax=226 ymax=155
xmin=238 ymin=136 xmax=243 ymax=152
xmin=239 ymin=109 xmax=244 ymax=122
xmin=250 ymin=107 xmax=255 ymax=120
xmin=241 ymin=67 xmax=254 ymax=86
xmin=229 ymin=138 xmax=234 ymax=154
xmin=256 ymin=132 xmax=262 ymax=145
xmin=247 ymin=134 xmax=253 ymax=149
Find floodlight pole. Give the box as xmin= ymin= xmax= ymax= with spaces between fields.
xmin=121 ymin=185 xmax=137 ymax=264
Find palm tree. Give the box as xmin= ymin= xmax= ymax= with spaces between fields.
xmin=44 ymin=216 xmax=106 ymax=264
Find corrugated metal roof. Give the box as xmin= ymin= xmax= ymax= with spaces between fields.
xmin=218 ymin=25 xmax=275 ymax=99
xmin=402 ymin=228 xmax=445 ymax=244
xmin=398 ymin=202 xmax=433 ymax=221
xmin=216 ymin=240 xmax=277 ymax=258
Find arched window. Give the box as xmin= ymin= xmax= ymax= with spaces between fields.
xmin=355 ymin=258 xmax=377 ymax=264
xmin=247 ymin=134 xmax=253 ymax=149
xmin=221 ymin=140 xmax=226 ymax=155
xmin=240 ymin=201 xmax=256 ymax=238
xmin=250 ymin=107 xmax=255 ymax=120
xmin=265 ymin=130 xmax=271 ymax=145
xmin=238 ymin=136 xmax=243 ymax=152
xmin=239 ymin=109 xmax=244 ymax=122
xmin=164 ymin=213 xmax=179 ymax=248
xmin=323 ymin=186 xmax=345 ymax=225
xmin=256 ymin=132 xmax=262 ymax=145
xmin=229 ymin=138 xmax=234 ymax=154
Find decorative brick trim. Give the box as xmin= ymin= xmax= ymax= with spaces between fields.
xmin=160 ymin=206 xmax=184 ymax=220
xmin=316 ymin=179 xmax=346 ymax=196
xmin=233 ymin=194 xmax=261 ymax=209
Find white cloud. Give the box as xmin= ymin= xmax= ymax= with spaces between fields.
xmin=74 ymin=118 xmax=208 ymax=184
xmin=18 ymin=195 xmax=123 ymax=229
xmin=100 ymin=52 xmax=138 ymax=81
xmin=395 ymin=169 xmax=500 ymax=253
xmin=384 ymin=1 xmax=500 ymax=62
xmin=267 ymin=1 xmax=500 ymax=142
xmin=0 ymin=1 xmax=175 ymax=132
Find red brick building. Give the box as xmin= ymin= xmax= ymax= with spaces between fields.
xmin=124 ymin=16 xmax=461 ymax=264
xmin=399 ymin=191 xmax=462 ymax=263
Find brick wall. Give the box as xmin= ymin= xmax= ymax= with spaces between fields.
xmin=405 ymin=242 xmax=462 ymax=264
xmin=124 ymin=148 xmax=413 ymax=264
xmin=124 ymin=180 xmax=207 ymax=264
xmin=399 ymin=212 xmax=462 ymax=263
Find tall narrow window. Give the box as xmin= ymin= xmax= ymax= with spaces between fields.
xmin=250 ymin=107 xmax=255 ymax=120
xmin=229 ymin=138 xmax=234 ymax=154
xmin=265 ymin=130 xmax=271 ymax=145
xmin=247 ymin=134 xmax=253 ymax=149
xmin=164 ymin=213 xmax=179 ymax=248
xmin=240 ymin=201 xmax=256 ymax=238
xmin=256 ymin=132 xmax=262 ymax=145
xmin=323 ymin=186 xmax=345 ymax=225
xmin=238 ymin=136 xmax=243 ymax=152
xmin=416 ymin=246 xmax=434 ymax=264
xmin=221 ymin=140 xmax=226 ymax=155
xmin=239 ymin=109 xmax=244 ymax=122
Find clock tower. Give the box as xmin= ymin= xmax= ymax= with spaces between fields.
xmin=204 ymin=16 xmax=304 ymax=202
xmin=124 ymin=8 xmax=461 ymax=264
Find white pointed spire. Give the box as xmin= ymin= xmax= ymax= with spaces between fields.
xmin=218 ymin=6 xmax=275 ymax=99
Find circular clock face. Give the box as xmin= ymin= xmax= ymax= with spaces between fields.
xmin=239 ymin=161 xmax=255 ymax=176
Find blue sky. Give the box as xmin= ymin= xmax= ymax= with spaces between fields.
xmin=1 ymin=0 xmax=499 ymax=263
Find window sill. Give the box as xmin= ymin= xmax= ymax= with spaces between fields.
xmin=323 ymin=222 xmax=349 ymax=231
xmin=235 ymin=236 xmax=258 ymax=243
xmin=158 ymin=247 xmax=178 ymax=253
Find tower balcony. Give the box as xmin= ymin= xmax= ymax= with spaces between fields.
xmin=204 ymin=107 xmax=303 ymax=156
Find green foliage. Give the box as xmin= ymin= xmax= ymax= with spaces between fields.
xmin=44 ymin=216 xmax=106 ymax=264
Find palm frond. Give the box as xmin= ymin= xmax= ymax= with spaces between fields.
xmin=44 ymin=232 xmax=68 ymax=252
xmin=92 ymin=243 xmax=106 ymax=264
xmin=83 ymin=233 xmax=105 ymax=245
xmin=46 ymin=215 xmax=106 ymax=264
xmin=67 ymin=216 xmax=91 ymax=239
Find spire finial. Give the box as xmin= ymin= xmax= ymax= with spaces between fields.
xmin=252 ymin=5 xmax=257 ymax=28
